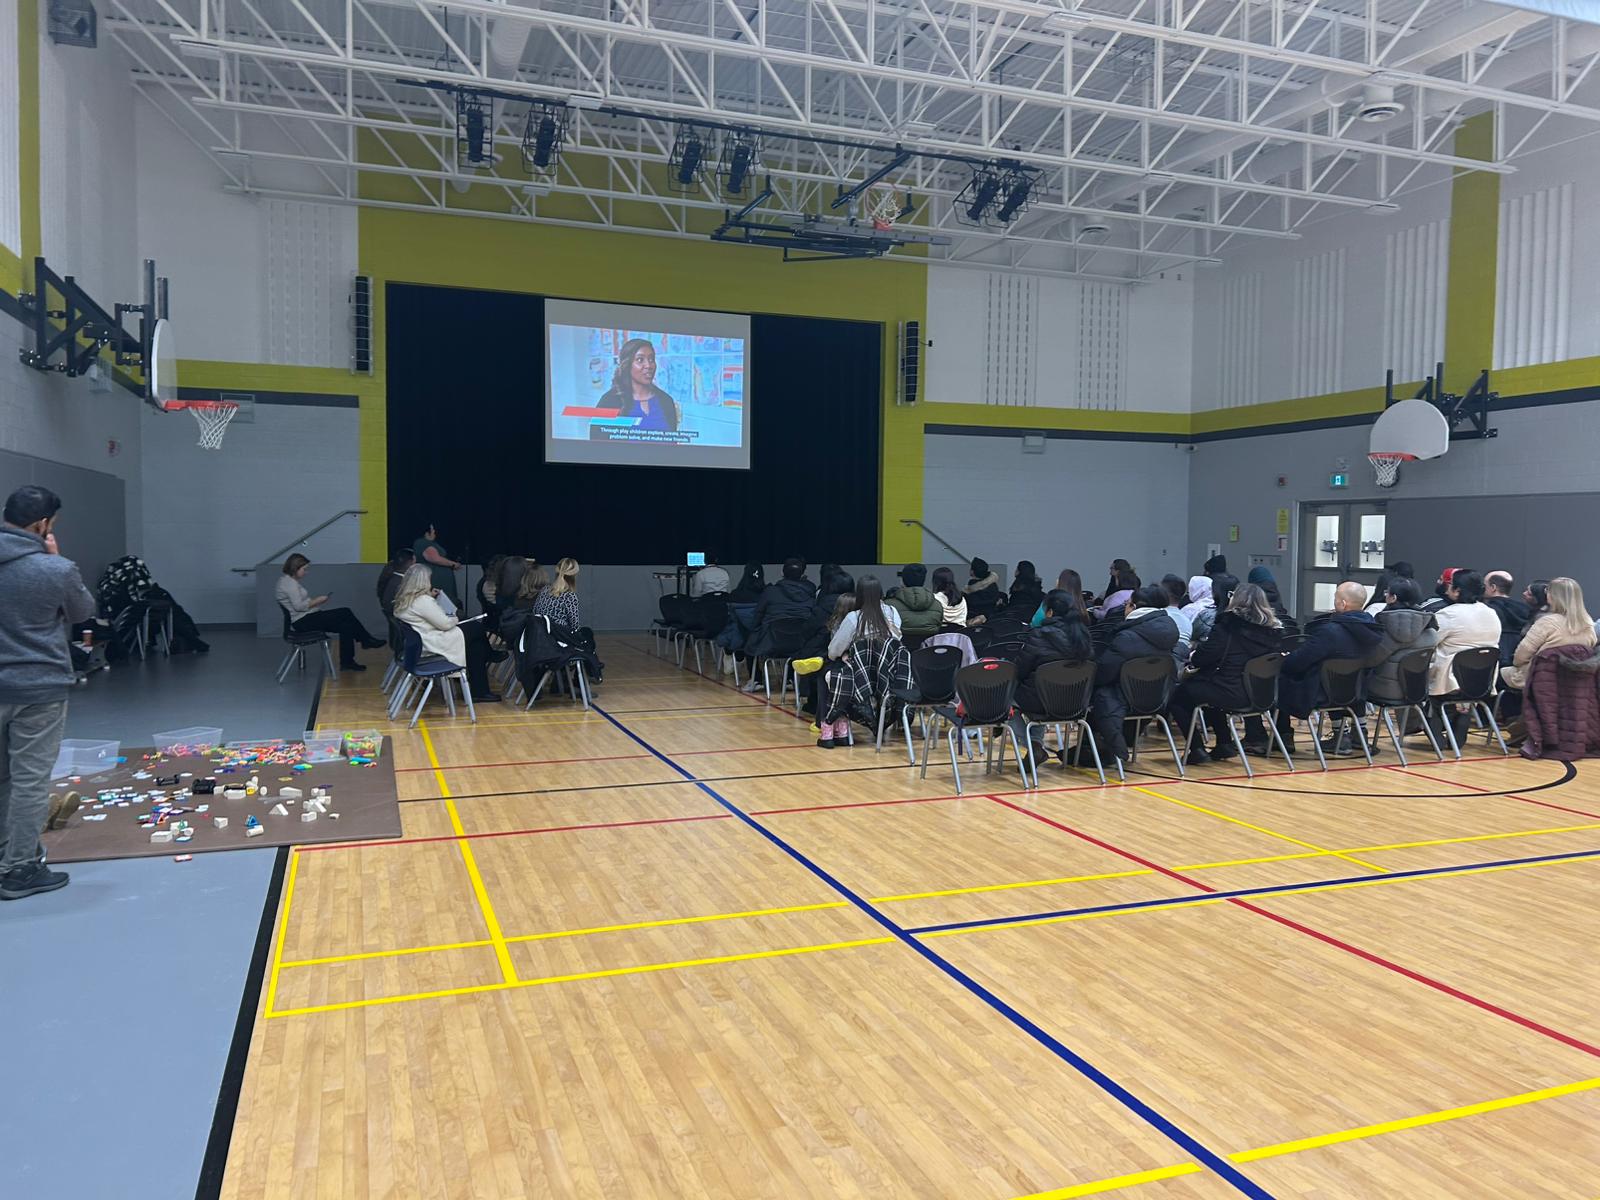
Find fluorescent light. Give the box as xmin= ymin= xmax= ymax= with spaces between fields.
xmin=568 ymin=95 xmax=604 ymax=111
xmin=176 ymin=38 xmax=225 ymax=61
xmin=1043 ymin=5 xmax=1091 ymax=30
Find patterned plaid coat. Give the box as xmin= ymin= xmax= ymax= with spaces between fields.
xmin=821 ymin=637 xmax=912 ymax=725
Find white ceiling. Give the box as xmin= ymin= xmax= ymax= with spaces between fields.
xmin=104 ymin=0 xmax=1600 ymax=279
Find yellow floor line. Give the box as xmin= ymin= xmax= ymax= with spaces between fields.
xmin=1011 ymin=1076 xmax=1600 ymax=1199
xmin=261 ymin=848 xmax=301 ymax=1017
xmin=1134 ymin=785 xmax=1387 ymax=872
xmin=420 ymin=721 xmax=518 ymax=984
xmin=273 ymin=822 xmax=1600 ymax=970
xmin=921 ymin=852 xmax=1595 ymax=939
xmin=265 ymin=935 xmax=896 ymax=1018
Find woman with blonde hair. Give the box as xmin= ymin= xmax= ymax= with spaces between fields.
xmin=532 ymin=557 xmax=582 ymax=631
xmin=1501 ymin=576 xmax=1596 ymax=691
xmin=392 ymin=563 xmax=501 ymax=702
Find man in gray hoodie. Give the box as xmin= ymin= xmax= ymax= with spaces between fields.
xmin=0 ymin=486 xmax=97 ymax=900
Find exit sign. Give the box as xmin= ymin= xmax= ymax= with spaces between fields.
xmin=1329 ymin=472 xmax=1350 ymax=489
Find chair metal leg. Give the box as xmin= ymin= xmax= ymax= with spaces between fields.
xmin=1347 ymin=708 xmax=1374 ymax=765
xmin=692 ymin=639 xmax=704 ymax=675
xmin=1382 ymin=708 xmax=1408 ymax=765
xmin=1077 ymin=720 xmax=1108 ymax=786
xmin=1308 ymin=712 xmax=1329 ymax=772
xmin=875 ymin=701 xmax=889 ymax=752
xmin=461 ymin=671 xmax=477 ymax=721
xmin=1156 ymin=715 xmax=1185 ymax=778
xmin=761 ymin=660 xmax=773 ymax=702
xmin=1476 ymin=701 xmax=1509 ymax=756
xmin=321 ymin=641 xmax=338 ymax=679
xmin=730 ymin=655 xmax=741 ymax=687
xmin=919 ymin=714 xmax=937 ymax=780
xmin=275 ymin=648 xmax=298 ymax=684
xmin=1413 ymin=705 xmax=1445 ymax=761
xmin=442 ymin=676 xmax=458 ymax=718
xmin=1005 ymin=724 xmax=1028 ymax=782
xmin=1227 ymin=716 xmax=1253 ymax=778
xmin=1266 ymin=713 xmax=1296 ymax=772
xmin=526 ymin=670 xmax=552 ymax=709
xmin=947 ymin=726 xmax=964 ymax=795
xmin=1440 ymin=703 xmax=1463 ymax=760
xmin=408 ymin=679 xmax=435 ymax=728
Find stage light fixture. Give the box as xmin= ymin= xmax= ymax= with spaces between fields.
xmin=955 ymin=167 xmax=1003 ymax=226
xmin=718 ymin=130 xmax=761 ymax=196
xmin=455 ymin=91 xmax=494 ymax=168
xmin=668 ymin=124 xmax=708 ymax=192
xmin=994 ymin=166 xmax=1043 ymax=223
xmin=520 ymin=101 xmax=569 ymax=174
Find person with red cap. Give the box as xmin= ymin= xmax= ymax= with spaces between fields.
xmin=1421 ymin=567 xmax=1464 ymax=613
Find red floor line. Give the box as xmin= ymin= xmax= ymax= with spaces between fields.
xmin=294 ymin=811 xmax=734 ymax=853
xmin=1383 ymin=765 xmax=1600 ymax=820
xmin=985 ymin=794 xmax=1600 ymax=1060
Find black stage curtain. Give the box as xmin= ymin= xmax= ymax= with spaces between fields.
xmin=385 ymin=283 xmax=882 ymax=566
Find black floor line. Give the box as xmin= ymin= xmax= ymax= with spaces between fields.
xmin=1119 ymin=759 xmax=1578 ymax=798
xmin=192 ymin=673 xmax=324 ymax=1198
xmin=397 ymin=762 xmax=914 ymax=804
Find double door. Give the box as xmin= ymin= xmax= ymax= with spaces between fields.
xmin=1296 ymin=502 xmax=1388 ymax=622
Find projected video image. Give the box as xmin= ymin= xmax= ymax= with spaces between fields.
xmin=545 ymin=301 xmax=751 ymax=470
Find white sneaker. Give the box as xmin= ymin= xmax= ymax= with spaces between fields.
xmin=722 ymin=655 xmax=735 ymax=675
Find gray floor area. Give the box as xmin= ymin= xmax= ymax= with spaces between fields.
xmin=1 ymin=630 xmax=321 ymax=1199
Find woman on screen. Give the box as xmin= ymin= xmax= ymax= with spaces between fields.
xmin=601 ymin=339 xmax=679 ymax=433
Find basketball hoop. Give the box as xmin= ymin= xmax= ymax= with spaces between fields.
xmin=177 ymin=400 xmax=240 ymax=450
xmin=1368 ymin=451 xmax=1414 ymax=488
xmin=865 ymin=184 xmax=901 ymax=232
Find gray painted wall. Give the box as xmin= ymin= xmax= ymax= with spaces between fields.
xmin=923 ymin=431 xmax=1191 ymax=588
xmin=1187 ymin=397 xmax=1600 ymax=608
xmin=0 ymin=448 xmax=127 ymax=587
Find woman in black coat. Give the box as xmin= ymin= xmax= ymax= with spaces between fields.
xmin=1170 ymin=582 xmax=1285 ymax=763
xmin=1009 ymin=591 xmax=1094 ymax=772
xmin=1088 ymin=586 xmax=1180 ymax=765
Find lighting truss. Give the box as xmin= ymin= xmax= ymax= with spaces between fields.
xmin=954 ymin=166 xmax=1005 ymax=227
xmin=520 ymin=100 xmax=568 ymax=175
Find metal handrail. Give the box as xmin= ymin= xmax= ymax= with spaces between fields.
xmin=230 ymin=509 xmax=368 ymax=574
xmin=900 ymin=519 xmax=969 ymax=565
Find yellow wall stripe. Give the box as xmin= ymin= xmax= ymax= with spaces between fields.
xmin=18 ymin=0 xmax=39 ymax=274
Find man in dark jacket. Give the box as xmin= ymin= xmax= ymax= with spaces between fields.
xmin=886 ymin=564 xmax=944 ymax=644
xmin=742 ymin=558 xmax=817 ymax=688
xmin=0 ymin=487 xmax=98 ymax=900
xmin=1089 ymin=586 xmax=1180 ymax=764
xmin=1275 ymin=582 xmax=1383 ymax=752
xmin=1484 ymin=571 xmax=1531 ymax=666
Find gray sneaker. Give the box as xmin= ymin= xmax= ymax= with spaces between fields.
xmin=0 ymin=861 xmax=70 ymax=900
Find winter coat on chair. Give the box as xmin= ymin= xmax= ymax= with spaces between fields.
xmin=1277 ymin=610 xmax=1383 ymax=717
xmin=886 ymin=586 xmax=945 ymax=643
xmin=1521 ymin=644 xmax=1600 ymax=760
xmin=1361 ymin=607 xmax=1439 ymax=704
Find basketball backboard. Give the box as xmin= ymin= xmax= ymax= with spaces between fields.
xmin=1370 ymin=398 xmax=1449 ymax=459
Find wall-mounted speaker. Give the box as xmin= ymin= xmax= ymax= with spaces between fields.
xmin=897 ymin=320 xmax=920 ymax=405
xmin=350 ymin=275 xmax=373 ymax=375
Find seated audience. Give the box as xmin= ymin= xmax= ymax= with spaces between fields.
xmin=794 ymin=571 xmax=855 ymax=714
xmin=1032 ymin=568 xmax=1087 ymax=628
xmin=1246 ymin=565 xmax=1298 ymax=635
xmin=1203 ymin=552 xmax=1228 ymax=577
xmin=477 ymin=554 xmax=505 ymax=616
xmin=730 ymin=562 xmax=765 ymax=602
xmin=1091 ymin=567 xmax=1140 ymax=620
xmin=498 ymin=565 xmax=549 ymax=651
xmin=1360 ymin=576 xmax=1440 ymax=710
xmin=376 ymin=548 xmax=415 ymax=615
xmin=1421 ymin=567 xmax=1462 ymax=613
xmin=690 ymin=553 xmax=731 ymax=597
xmin=964 ymin=557 xmax=1003 ymax=624
xmin=1100 ymin=559 xmax=1136 ymax=604
xmin=1182 ymin=575 xmax=1216 ymax=643
xmin=275 ymin=553 xmax=386 ymax=670
xmin=815 ymin=575 xmax=903 ymax=748
xmin=1160 ymin=575 xmax=1193 ymax=666
xmin=743 ymin=558 xmax=818 ymax=689
xmin=930 ymin=566 xmax=967 ymax=627
xmin=528 ymin=558 xmax=603 ymax=684
xmin=886 ymin=563 xmax=944 ymax=643
xmin=1513 ymin=578 xmax=1600 ymax=759
xmin=1007 ymin=561 xmax=1045 ymax=614
xmin=1483 ymin=570 xmax=1531 ymax=666
xmin=1089 ymin=585 xmax=1180 ymax=765
xmin=391 ymin=563 xmax=500 ymax=702
xmin=1428 ymin=569 xmax=1501 ymax=744
xmin=1169 ymin=582 xmax=1283 ymax=763
xmin=1501 ymin=577 xmax=1596 ymax=692
xmin=1276 ymin=581 xmax=1382 ymax=753
xmin=1524 ymin=578 xmax=1551 ymax=617
xmin=716 ymin=562 xmax=767 ymax=673
xmin=1009 ymin=590 xmax=1094 ymax=773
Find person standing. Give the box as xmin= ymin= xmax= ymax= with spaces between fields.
xmin=0 ymin=486 xmax=97 ymax=900
xmin=413 ymin=522 xmax=463 ymax=606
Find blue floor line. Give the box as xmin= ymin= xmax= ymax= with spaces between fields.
xmin=905 ymin=846 xmax=1600 ymax=936
xmin=589 ymin=702 xmax=1277 ymax=1200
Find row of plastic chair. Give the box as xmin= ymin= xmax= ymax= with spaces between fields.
xmin=380 ymin=619 xmax=476 ymax=728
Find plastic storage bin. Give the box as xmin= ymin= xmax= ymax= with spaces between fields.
xmin=153 ymin=726 xmax=224 ymax=756
xmin=302 ymin=731 xmax=345 ymax=763
xmin=342 ymin=730 xmax=383 ymax=759
xmin=51 ymin=739 xmax=121 ymax=778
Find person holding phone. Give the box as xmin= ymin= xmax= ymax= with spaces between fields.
xmin=275 ymin=553 xmax=386 ymax=671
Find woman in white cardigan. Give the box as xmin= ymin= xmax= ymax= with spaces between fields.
xmin=392 ymin=564 xmax=500 ymax=702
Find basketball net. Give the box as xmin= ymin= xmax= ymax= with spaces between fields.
xmin=1368 ymin=451 xmax=1413 ymax=489
xmin=865 ymin=185 xmax=900 ymax=232
xmin=184 ymin=401 xmax=240 ymax=450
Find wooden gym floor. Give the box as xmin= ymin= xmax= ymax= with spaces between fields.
xmin=219 ymin=637 xmax=1600 ymax=1199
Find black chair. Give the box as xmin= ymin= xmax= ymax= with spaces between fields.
xmin=1184 ymin=653 xmax=1294 ymax=778
xmin=686 ymin=593 xmax=730 ymax=675
xmin=877 ymin=644 xmax=963 ymax=765
xmin=276 ymin=604 xmax=337 ymax=683
xmin=389 ymin=626 xmax=475 ymax=728
xmin=653 ymin=593 xmax=691 ymax=659
xmin=1304 ymin=657 xmax=1375 ymax=770
xmin=1118 ymin=654 xmax=1185 ymax=778
xmin=927 ymin=661 xmax=1024 ymax=795
xmin=1368 ymin=647 xmax=1443 ymax=765
xmin=756 ymin=616 xmax=812 ymax=703
xmin=517 ymin=615 xmax=594 ymax=710
xmin=380 ymin=614 xmax=407 ymax=694
xmin=1434 ymin=645 xmax=1509 ymax=758
xmin=1018 ymin=659 xmax=1115 ymax=787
